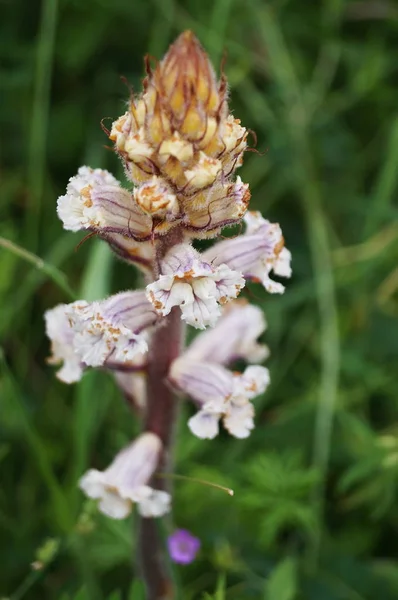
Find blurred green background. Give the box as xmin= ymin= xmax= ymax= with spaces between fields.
xmin=1 ymin=0 xmax=398 ymax=598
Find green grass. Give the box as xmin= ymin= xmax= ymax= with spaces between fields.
xmin=1 ymin=0 xmax=398 ymax=598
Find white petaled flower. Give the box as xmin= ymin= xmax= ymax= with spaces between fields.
xmin=169 ymin=358 xmax=270 ymax=439
xmin=66 ymin=291 xmax=157 ymax=367
xmin=79 ymin=433 xmax=170 ymax=519
xmin=203 ymin=210 xmax=292 ymax=294
xmin=45 ymin=292 xmax=157 ymax=381
xmin=146 ymin=243 xmax=245 ymax=329
xmin=44 ymin=305 xmax=83 ymax=383
xmin=57 ymin=166 xmax=152 ymax=239
xmin=184 ymin=301 xmax=269 ymax=365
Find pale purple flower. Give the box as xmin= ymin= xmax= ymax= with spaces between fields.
xmin=183 ymin=176 xmax=250 ymax=235
xmin=45 ymin=291 xmax=157 ymax=381
xmin=203 ymin=210 xmax=292 ymax=294
xmin=169 ymin=358 xmax=270 ymax=439
xmin=183 ymin=301 xmax=269 ymax=365
xmin=167 ymin=529 xmax=201 ymax=564
xmin=79 ymin=433 xmax=170 ymax=519
xmin=57 ymin=166 xmax=152 ymax=239
xmin=146 ymin=243 xmax=245 ymax=329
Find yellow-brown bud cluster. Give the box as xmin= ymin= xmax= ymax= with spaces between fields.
xmin=110 ymin=31 xmax=249 ymax=238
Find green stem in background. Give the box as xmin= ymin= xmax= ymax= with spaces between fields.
xmin=251 ymin=2 xmax=340 ymax=567
xmin=26 ymin=0 xmax=58 ymax=252
xmin=0 ymin=236 xmax=75 ymax=300
xmin=0 ymin=349 xmax=101 ymax=599
xmin=300 ymin=168 xmax=340 ymax=569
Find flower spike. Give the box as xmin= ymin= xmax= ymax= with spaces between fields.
xmin=44 ymin=33 xmax=291 ymax=590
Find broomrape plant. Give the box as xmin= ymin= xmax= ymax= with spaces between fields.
xmin=44 ymin=31 xmax=291 ymax=598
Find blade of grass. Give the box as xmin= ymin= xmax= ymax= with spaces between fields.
xmin=0 ymin=352 xmax=102 ymax=597
xmin=26 ymin=0 xmax=58 ymax=252
xmin=0 ymin=236 xmax=76 ymax=301
xmin=207 ymin=0 xmax=235 ymax=64
xmin=0 ymin=347 xmax=72 ymax=531
xmin=364 ymin=116 xmax=398 ymax=236
xmin=70 ymin=241 xmax=113 ymax=503
xmin=249 ymin=0 xmax=340 ymax=568
xmin=148 ymin=0 xmax=175 ymax=57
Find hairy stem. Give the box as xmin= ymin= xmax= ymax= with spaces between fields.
xmin=137 ymin=234 xmax=185 ymax=599
xmin=138 ymin=308 xmax=184 ymax=599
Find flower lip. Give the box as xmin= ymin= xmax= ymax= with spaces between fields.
xmin=146 ymin=243 xmax=245 ymax=329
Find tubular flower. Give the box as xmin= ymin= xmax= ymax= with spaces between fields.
xmin=56 ymin=166 xmax=156 ymax=272
xmin=183 ymin=300 xmax=269 ymax=365
xmin=109 ymin=31 xmax=249 ymax=238
xmin=169 ymin=358 xmax=270 ymax=439
xmin=57 ymin=166 xmax=152 ymax=238
xmin=79 ymin=433 xmax=170 ymax=519
xmin=204 ymin=211 xmax=292 ymax=293
xmin=146 ymin=243 xmax=245 ymax=329
xmin=44 ymin=291 xmax=157 ymax=380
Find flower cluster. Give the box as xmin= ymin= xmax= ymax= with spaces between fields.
xmin=45 ymin=31 xmax=291 ymax=521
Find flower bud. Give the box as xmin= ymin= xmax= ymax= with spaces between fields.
xmin=108 ymin=32 xmax=249 ymax=239
xmin=134 ymin=177 xmax=179 ymax=218
xmin=151 ymin=31 xmax=226 ymax=142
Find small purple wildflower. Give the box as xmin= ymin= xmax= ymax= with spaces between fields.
xmin=167 ymin=529 xmax=201 ymax=565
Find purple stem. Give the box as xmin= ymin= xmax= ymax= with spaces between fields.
xmin=137 ymin=231 xmax=184 ymax=600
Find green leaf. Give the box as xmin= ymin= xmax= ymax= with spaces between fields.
xmin=106 ymin=592 xmax=122 ymax=600
xmin=265 ymin=558 xmax=298 ymax=600
xmin=128 ymin=580 xmax=146 ymax=600
xmin=72 ymin=588 xmax=91 ymax=600
xmin=202 ymin=573 xmax=226 ymax=600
